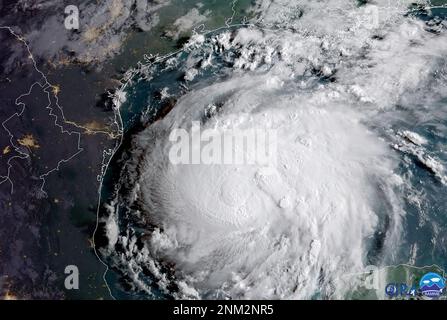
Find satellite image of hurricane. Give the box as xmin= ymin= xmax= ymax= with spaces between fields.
xmin=1 ymin=0 xmax=447 ymax=303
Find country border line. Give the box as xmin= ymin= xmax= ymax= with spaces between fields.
xmin=0 ymin=26 xmax=84 ymax=195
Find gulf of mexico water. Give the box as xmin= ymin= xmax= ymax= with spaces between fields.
xmin=97 ymin=1 xmax=447 ymax=299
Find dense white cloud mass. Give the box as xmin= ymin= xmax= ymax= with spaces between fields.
xmin=131 ymin=76 xmax=400 ymax=299
xmin=103 ymin=0 xmax=447 ymax=299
